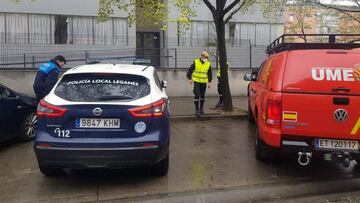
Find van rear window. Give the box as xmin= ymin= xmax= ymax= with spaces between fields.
xmin=54 ymin=73 xmax=150 ymax=102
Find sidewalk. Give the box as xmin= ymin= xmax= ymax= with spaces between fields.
xmin=168 ymin=96 xmax=248 ymax=118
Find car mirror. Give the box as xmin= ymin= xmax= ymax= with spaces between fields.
xmin=244 ymin=73 xmax=257 ymax=81
xmin=161 ymin=81 xmax=167 ymax=89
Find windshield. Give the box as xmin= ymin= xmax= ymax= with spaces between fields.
xmin=54 ymin=73 xmax=150 ymax=102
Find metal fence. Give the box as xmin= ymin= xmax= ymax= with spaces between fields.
xmin=0 ymin=37 xmax=268 ymax=70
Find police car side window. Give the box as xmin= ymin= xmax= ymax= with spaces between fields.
xmin=153 ymin=71 xmax=162 ymax=89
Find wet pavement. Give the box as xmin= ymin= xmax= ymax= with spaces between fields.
xmin=1 ymin=118 xmax=360 ymax=203
xmin=169 ymin=96 xmax=247 ymax=117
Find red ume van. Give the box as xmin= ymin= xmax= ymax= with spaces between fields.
xmin=245 ymin=34 xmax=360 ymax=167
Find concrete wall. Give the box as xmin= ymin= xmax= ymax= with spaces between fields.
xmin=0 ymin=69 xmax=250 ymax=97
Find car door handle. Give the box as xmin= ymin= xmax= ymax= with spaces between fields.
xmin=250 ymin=89 xmax=257 ymax=93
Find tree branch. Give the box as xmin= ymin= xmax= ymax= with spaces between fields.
xmin=224 ymin=0 xmax=242 ymax=15
xmin=224 ymin=3 xmax=244 ymax=24
xmin=314 ymin=1 xmax=360 ymax=13
xmin=203 ymin=0 xmax=216 ymax=14
xmin=314 ymin=1 xmax=360 ymax=24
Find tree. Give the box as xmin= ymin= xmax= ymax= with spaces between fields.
xmin=98 ymin=0 xmax=283 ymax=111
xmin=285 ymin=3 xmax=314 ymax=42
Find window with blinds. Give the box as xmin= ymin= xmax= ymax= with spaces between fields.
xmin=0 ymin=13 xmax=128 ymax=45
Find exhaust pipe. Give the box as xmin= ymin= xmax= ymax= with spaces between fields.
xmin=298 ymin=152 xmax=312 ymax=166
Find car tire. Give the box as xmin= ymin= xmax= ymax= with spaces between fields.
xmin=39 ymin=165 xmax=66 ymax=177
xmin=151 ymin=153 xmax=169 ymax=177
xmin=18 ymin=112 xmax=37 ymax=142
xmin=248 ymin=102 xmax=255 ymax=123
xmin=255 ymin=125 xmax=274 ymax=161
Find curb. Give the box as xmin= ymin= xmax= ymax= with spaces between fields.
xmin=97 ymin=177 xmax=360 ymax=203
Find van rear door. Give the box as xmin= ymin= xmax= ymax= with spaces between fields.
xmin=281 ymin=50 xmax=360 ymax=140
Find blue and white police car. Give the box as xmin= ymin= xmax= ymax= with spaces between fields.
xmin=35 ymin=64 xmax=170 ymax=177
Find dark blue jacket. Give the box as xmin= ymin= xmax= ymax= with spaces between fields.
xmin=33 ymin=60 xmax=61 ymax=101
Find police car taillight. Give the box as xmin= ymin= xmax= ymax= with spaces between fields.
xmin=266 ymin=100 xmax=282 ymax=128
xmin=36 ymin=100 xmax=67 ymax=118
xmin=129 ymin=99 xmax=166 ymax=118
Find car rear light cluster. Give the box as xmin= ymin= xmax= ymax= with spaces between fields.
xmin=266 ymin=100 xmax=282 ymax=128
xmin=37 ymin=100 xmax=68 ymax=118
xmin=129 ymin=99 xmax=166 ymax=118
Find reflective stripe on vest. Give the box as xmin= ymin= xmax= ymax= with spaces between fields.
xmin=192 ymin=59 xmax=211 ymax=83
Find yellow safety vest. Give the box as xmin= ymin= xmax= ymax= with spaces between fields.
xmin=217 ymin=62 xmax=229 ymax=78
xmin=192 ymin=59 xmax=211 ymax=83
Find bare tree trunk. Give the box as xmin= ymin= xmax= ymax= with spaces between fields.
xmin=214 ymin=13 xmax=233 ymax=111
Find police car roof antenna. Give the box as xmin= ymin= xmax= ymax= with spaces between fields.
xmin=266 ymin=34 xmax=360 ymax=55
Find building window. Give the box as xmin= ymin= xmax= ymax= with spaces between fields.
xmin=0 ymin=12 xmax=128 ymax=45
xmin=29 ymin=14 xmax=53 ymax=44
xmin=5 ymin=13 xmax=28 ymax=43
xmin=54 ymin=15 xmax=69 ymax=44
xmin=178 ymin=21 xmax=228 ymax=47
xmin=114 ymin=18 xmax=127 ymax=46
xmin=230 ymin=22 xmax=284 ymax=46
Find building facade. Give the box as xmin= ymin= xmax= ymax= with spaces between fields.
xmin=0 ymin=0 xmax=284 ymax=69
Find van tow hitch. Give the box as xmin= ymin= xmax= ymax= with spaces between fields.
xmin=298 ymin=152 xmax=312 ymax=166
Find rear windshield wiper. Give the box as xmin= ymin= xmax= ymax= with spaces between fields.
xmin=96 ymin=95 xmax=133 ymax=101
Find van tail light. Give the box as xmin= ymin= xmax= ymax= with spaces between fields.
xmin=129 ymin=99 xmax=166 ymax=118
xmin=266 ymin=100 xmax=282 ymax=128
xmin=36 ymin=100 xmax=68 ymax=118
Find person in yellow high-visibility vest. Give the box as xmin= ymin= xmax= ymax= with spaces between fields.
xmin=215 ymin=61 xmax=229 ymax=108
xmin=186 ymin=52 xmax=212 ymax=117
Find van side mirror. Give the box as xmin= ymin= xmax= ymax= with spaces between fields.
xmin=244 ymin=73 xmax=257 ymax=81
xmin=161 ymin=80 xmax=167 ymax=89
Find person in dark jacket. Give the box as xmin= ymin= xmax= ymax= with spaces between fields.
xmin=187 ymin=52 xmax=212 ymax=117
xmin=33 ymin=55 xmax=66 ymax=102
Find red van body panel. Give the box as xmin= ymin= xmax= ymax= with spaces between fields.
xmin=249 ymin=49 xmax=360 ymax=148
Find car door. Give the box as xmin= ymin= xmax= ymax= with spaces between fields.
xmin=0 ymin=86 xmax=20 ymax=141
xmin=249 ymin=63 xmax=265 ymax=117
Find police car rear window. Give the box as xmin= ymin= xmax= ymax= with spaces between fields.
xmin=54 ymin=73 xmax=150 ymax=102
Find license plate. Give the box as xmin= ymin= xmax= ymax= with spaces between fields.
xmin=315 ymin=139 xmax=359 ymax=151
xmin=76 ymin=118 xmax=120 ymax=128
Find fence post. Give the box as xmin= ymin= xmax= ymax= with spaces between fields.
xmin=175 ymin=48 xmax=178 ymax=69
xmin=23 ymin=54 xmax=26 ymax=69
xmin=249 ymin=41 xmax=252 ymax=70
xmin=85 ymin=51 xmax=89 ymax=64
xmin=32 ymin=56 xmax=35 ymax=69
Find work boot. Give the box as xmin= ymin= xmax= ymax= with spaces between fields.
xmin=194 ymin=101 xmax=200 ymax=117
xmin=215 ymin=96 xmax=223 ymax=108
xmin=200 ymin=100 xmax=205 ymax=115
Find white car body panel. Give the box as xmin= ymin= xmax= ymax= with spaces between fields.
xmin=44 ymin=64 xmax=167 ymax=106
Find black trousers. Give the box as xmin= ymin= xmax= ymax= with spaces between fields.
xmin=217 ymin=77 xmax=222 ymax=96
xmin=193 ymin=82 xmax=207 ymax=101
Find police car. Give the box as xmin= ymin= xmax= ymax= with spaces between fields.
xmin=35 ymin=64 xmax=170 ymax=176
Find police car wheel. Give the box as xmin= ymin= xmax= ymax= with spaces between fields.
xmin=39 ymin=165 xmax=66 ymax=177
xmin=151 ymin=153 xmax=169 ymax=177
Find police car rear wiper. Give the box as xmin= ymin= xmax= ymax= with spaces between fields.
xmin=96 ymin=95 xmax=133 ymax=101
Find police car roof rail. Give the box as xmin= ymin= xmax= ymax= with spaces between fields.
xmin=266 ymin=34 xmax=360 ymax=55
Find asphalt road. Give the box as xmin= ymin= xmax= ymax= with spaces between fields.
xmin=0 ymin=118 xmax=360 ymax=203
